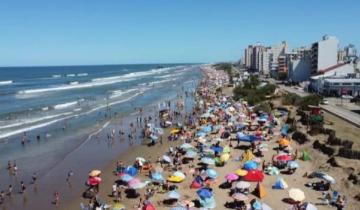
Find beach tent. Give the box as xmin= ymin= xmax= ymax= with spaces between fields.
xmin=254 ymin=182 xmax=267 ymax=198
xmin=302 ymin=150 xmax=311 ymax=161
xmin=243 ymin=170 xmax=264 ymax=182
xmin=242 ymin=150 xmax=255 ymax=162
xmin=273 ymin=177 xmax=288 ymax=189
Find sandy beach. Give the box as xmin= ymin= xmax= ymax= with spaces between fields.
xmin=62 ymin=67 xmax=359 ymax=210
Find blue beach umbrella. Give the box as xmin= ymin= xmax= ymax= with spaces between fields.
xmin=167 ymin=190 xmax=181 ymax=199
xmin=124 ymin=166 xmax=137 ymax=176
xmin=120 ymin=174 xmax=133 ymax=182
xmin=151 ymin=172 xmax=164 ymax=182
xmin=206 ymin=169 xmax=218 ymax=179
xmin=243 ymin=160 xmax=258 ymax=170
xmin=197 ymin=188 xmax=213 ymax=199
xmin=210 ymin=145 xmax=223 ymax=153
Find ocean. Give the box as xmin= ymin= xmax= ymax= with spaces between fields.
xmin=0 ymin=64 xmax=202 ymax=209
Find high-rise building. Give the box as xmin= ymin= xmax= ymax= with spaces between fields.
xmin=344 ymin=44 xmax=357 ymax=57
xmin=244 ymin=45 xmax=253 ymax=69
xmin=311 ymin=35 xmax=339 ymax=74
xmin=338 ymin=50 xmax=346 ymax=62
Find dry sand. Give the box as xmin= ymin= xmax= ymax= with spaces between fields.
xmin=63 ymin=87 xmax=359 ymax=210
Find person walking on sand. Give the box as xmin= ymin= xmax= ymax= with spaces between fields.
xmin=13 ymin=163 xmax=18 ymax=176
xmin=32 ymin=172 xmax=37 ymax=184
xmin=7 ymin=185 xmax=13 ymax=196
xmin=20 ymin=181 xmax=26 ymax=194
xmin=66 ymin=170 xmax=74 ymax=182
xmin=53 ymin=191 xmax=59 ymax=206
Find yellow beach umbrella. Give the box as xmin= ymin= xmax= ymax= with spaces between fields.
xmin=170 ymin=129 xmax=180 ymax=134
xmin=235 ymin=169 xmax=248 ymax=176
xmin=220 ymin=153 xmax=230 ymax=162
xmin=167 ymin=175 xmax=184 ymax=183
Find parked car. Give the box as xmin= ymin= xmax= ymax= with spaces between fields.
xmin=321 ymin=100 xmax=329 ymax=105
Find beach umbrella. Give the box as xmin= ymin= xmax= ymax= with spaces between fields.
xmin=120 ymin=174 xmax=133 ymax=182
xmin=124 ymin=166 xmax=138 ymax=176
xmin=173 ymin=171 xmax=186 ymax=179
xmin=225 ymin=173 xmax=239 ymax=181
xmin=112 ymin=203 xmax=125 ymax=210
xmin=167 ymin=190 xmax=181 ymax=199
xmin=151 ymin=172 xmax=164 ymax=182
xmin=89 ymin=170 xmax=101 ymax=177
xmin=171 ymin=129 xmax=180 ymax=134
xmin=232 ymin=193 xmax=248 ymax=201
xmin=243 ymin=160 xmax=258 ymax=170
xmin=274 ymin=154 xmax=293 ymax=162
xmin=201 ymin=157 xmax=215 ymax=165
xmin=128 ymin=178 xmax=141 ymax=186
xmin=235 ymin=181 xmax=250 ymax=189
xmin=220 ymin=153 xmax=230 ymax=162
xmin=167 ymin=175 xmax=184 ymax=183
xmin=279 ymin=138 xmax=290 ymax=147
xmin=289 ymin=188 xmax=305 ymax=202
xmin=130 ymin=182 xmax=147 ymax=189
xmin=223 ymin=146 xmax=231 ymax=154
xmin=185 ymin=150 xmax=197 ymax=159
xmin=287 ymin=161 xmax=300 ymax=169
xmin=210 ymin=145 xmax=223 ymax=153
xmin=142 ymin=203 xmax=155 ymax=210
xmin=162 ymin=155 xmax=171 ymax=163
xmin=196 ymin=188 xmax=213 ymax=199
xmin=206 ymin=169 xmax=218 ymax=179
xmin=266 ymin=166 xmax=280 ymax=176
xmin=235 ymin=169 xmax=248 ymax=176
xmin=149 ymin=134 xmax=158 ymax=141
xmin=243 ymin=170 xmax=264 ymax=182
xmin=180 ymin=143 xmax=194 ymax=150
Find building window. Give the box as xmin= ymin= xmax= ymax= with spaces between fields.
xmin=332 ymin=83 xmax=340 ymax=86
xmin=342 ymin=83 xmax=351 ymax=86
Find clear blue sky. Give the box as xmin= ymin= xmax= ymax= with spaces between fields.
xmin=1 ymin=0 xmax=359 ymax=66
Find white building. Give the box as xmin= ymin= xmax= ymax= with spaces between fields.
xmin=322 ymin=78 xmax=360 ymax=97
xmin=309 ymin=63 xmax=355 ymax=93
xmin=311 ymin=35 xmax=339 ymax=74
xmin=287 ymin=48 xmax=312 ymax=82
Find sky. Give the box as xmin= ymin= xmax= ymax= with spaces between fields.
xmin=0 ymin=0 xmax=359 ymax=66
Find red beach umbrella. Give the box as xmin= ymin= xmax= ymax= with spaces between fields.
xmin=243 ymin=169 xmax=264 ymax=182
xmin=274 ymin=154 xmax=293 ymax=162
